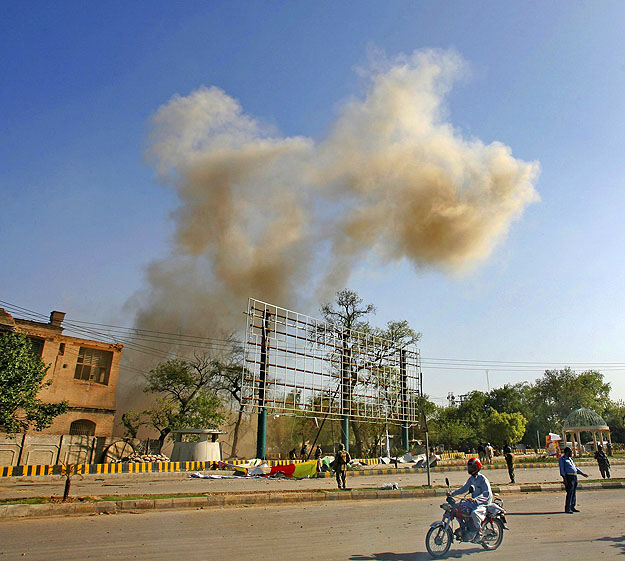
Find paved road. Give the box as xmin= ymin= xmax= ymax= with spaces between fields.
xmin=1 ymin=462 xmax=623 ymax=500
xmin=1 ymin=488 xmax=623 ymax=560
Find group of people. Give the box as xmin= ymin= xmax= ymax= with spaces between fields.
xmin=288 ymin=443 xmax=323 ymax=461
xmin=291 ymin=439 xmax=614 ymax=508
xmin=477 ymin=442 xmax=495 ymax=464
xmin=446 ymin=441 xmax=614 ymax=540
xmin=287 ymin=442 xmax=351 ymax=489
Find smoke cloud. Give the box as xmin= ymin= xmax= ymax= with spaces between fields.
xmin=131 ymin=49 xmax=539 ymax=336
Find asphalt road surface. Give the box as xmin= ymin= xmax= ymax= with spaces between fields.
xmin=2 ymin=488 xmax=624 ymax=560
xmin=2 ymin=463 xmax=624 ymax=500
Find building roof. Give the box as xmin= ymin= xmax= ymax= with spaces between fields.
xmin=562 ymin=407 xmax=609 ymax=430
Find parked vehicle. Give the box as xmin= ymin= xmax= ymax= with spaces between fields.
xmin=425 ymin=478 xmax=508 ymax=558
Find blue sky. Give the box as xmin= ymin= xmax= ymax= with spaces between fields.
xmin=2 ymin=1 xmax=625 ymax=405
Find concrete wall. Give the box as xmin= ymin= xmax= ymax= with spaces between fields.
xmin=0 ymin=433 xmax=139 ymax=466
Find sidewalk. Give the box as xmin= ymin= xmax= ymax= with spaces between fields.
xmin=2 ymin=461 xmax=624 ymax=520
xmin=1 ymin=478 xmax=623 ymax=520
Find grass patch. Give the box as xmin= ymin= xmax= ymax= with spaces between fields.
xmin=0 ymin=497 xmax=49 ymax=505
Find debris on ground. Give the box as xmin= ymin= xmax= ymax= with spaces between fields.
xmin=113 ymin=454 xmax=170 ymax=463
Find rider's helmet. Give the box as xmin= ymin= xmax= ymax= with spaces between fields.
xmin=467 ymin=457 xmax=482 ymax=475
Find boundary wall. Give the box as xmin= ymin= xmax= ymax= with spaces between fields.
xmin=0 ymin=457 xmax=379 ymax=478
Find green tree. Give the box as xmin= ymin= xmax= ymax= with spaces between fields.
xmin=0 ymin=332 xmax=68 ymax=432
xmin=140 ymin=355 xmax=224 ymax=450
xmin=318 ymin=289 xmax=421 ymax=456
xmin=429 ymin=414 xmax=475 ymax=449
xmin=208 ymin=339 xmax=247 ymax=459
xmin=528 ymin=368 xmax=611 ymax=442
xmin=602 ymin=400 xmax=625 ymax=443
xmin=483 ymin=410 xmax=528 ymax=447
xmin=485 ymin=383 xmax=532 ymax=418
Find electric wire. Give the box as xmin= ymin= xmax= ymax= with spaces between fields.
xmin=5 ymin=299 xmax=625 ymax=373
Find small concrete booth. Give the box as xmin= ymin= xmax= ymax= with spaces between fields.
xmin=170 ymin=429 xmax=225 ymax=463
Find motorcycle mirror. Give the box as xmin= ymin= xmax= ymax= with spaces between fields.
xmin=445 ymin=477 xmax=450 ymax=488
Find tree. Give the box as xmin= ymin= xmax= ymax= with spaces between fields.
xmin=208 ymin=339 xmax=247 ymax=458
xmin=429 ymin=415 xmax=475 ymax=449
xmin=318 ymin=289 xmax=421 ymax=456
xmin=121 ymin=411 xmax=144 ymax=439
xmin=528 ymin=368 xmax=611 ymax=442
xmin=601 ymin=400 xmax=625 ymax=443
xmin=485 ymin=383 xmax=532 ymax=418
xmin=140 ymin=355 xmax=224 ymax=450
xmin=483 ymin=410 xmax=528 ymax=447
xmin=0 ymin=332 xmax=67 ymax=432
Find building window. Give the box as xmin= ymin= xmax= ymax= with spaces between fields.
xmin=26 ymin=336 xmax=45 ymax=357
xmin=74 ymin=347 xmax=113 ymax=385
xmin=69 ymin=419 xmax=96 ymax=436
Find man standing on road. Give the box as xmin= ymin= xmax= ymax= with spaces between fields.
xmin=333 ymin=443 xmax=351 ymax=489
xmin=559 ymin=446 xmax=589 ymax=513
xmin=594 ymin=445 xmax=611 ymax=479
xmin=503 ymin=442 xmax=515 ymax=484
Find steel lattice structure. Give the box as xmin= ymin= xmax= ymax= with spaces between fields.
xmin=242 ymin=298 xmax=423 ymax=426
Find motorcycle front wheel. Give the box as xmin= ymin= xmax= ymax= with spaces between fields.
xmin=480 ymin=518 xmax=504 ymax=550
xmin=425 ymin=526 xmax=452 ymax=558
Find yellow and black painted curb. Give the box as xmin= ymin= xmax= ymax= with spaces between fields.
xmin=1 ymin=457 xmax=618 ymax=479
xmin=0 ymin=457 xmax=379 ymax=478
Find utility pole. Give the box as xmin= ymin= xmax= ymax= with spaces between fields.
xmin=400 ymin=348 xmax=409 ymax=452
xmin=485 ymin=369 xmax=490 ymax=392
xmin=340 ymin=330 xmax=350 ymax=452
xmin=255 ymin=310 xmax=270 ymax=460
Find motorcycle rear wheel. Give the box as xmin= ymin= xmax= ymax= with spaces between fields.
xmin=425 ymin=526 xmax=452 ymax=558
xmin=480 ymin=519 xmax=504 ymax=550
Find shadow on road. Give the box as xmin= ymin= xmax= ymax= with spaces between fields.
xmin=597 ymin=535 xmax=625 ymax=555
xmin=349 ymin=546 xmax=484 ymax=560
xmin=507 ymin=511 xmax=563 ymax=516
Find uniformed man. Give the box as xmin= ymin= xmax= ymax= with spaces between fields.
xmin=334 ymin=443 xmax=351 ymax=489
xmin=594 ymin=445 xmax=611 ymax=479
xmin=503 ymin=443 xmax=515 ymax=484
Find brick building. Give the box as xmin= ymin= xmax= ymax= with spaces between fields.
xmin=0 ymin=308 xmax=123 ymax=437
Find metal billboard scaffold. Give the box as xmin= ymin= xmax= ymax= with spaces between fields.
xmin=242 ymin=298 xmax=424 ymax=459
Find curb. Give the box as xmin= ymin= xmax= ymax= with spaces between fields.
xmin=1 ymin=480 xmax=623 ymax=521
xmin=3 ymin=458 xmax=621 ymax=479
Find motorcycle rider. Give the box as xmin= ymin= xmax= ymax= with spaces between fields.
xmin=449 ymin=457 xmax=492 ymax=542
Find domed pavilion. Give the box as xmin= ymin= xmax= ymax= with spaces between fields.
xmin=562 ymin=407 xmax=611 ymax=456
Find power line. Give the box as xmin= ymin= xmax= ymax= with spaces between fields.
xmin=5 ymin=299 xmax=625 ymax=373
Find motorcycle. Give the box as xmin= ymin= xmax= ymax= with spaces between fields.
xmin=425 ymin=478 xmax=508 ymax=558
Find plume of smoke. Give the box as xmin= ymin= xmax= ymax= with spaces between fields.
xmin=130 ymin=49 xmax=539 ymax=339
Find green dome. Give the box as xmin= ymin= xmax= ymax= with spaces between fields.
xmin=562 ymin=407 xmax=607 ymax=429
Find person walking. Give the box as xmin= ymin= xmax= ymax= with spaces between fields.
xmin=333 ymin=443 xmax=351 ymax=489
xmin=594 ymin=445 xmax=611 ymax=479
xmin=314 ymin=445 xmax=322 ymax=460
xmin=503 ymin=442 xmax=515 ymax=484
xmin=558 ymin=446 xmax=589 ymax=513
xmin=477 ymin=443 xmax=486 ymax=463
xmin=485 ymin=443 xmax=494 ymax=464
